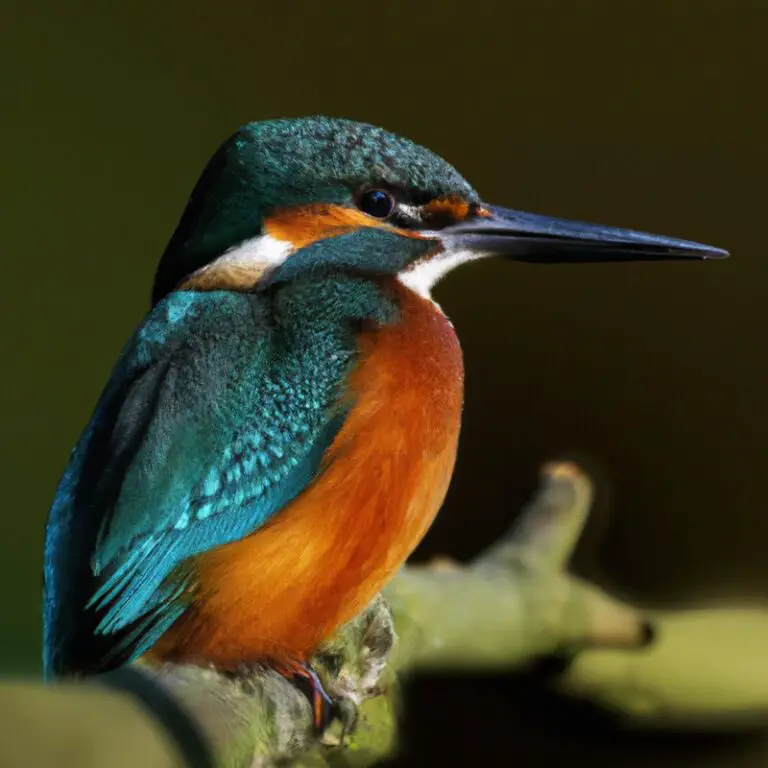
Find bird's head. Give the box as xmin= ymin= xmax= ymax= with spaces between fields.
xmin=152 ymin=116 xmax=727 ymax=305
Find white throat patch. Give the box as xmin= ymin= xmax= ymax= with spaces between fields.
xmin=398 ymin=249 xmax=486 ymax=303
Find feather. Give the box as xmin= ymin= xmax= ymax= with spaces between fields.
xmin=43 ymin=283 xmax=370 ymax=675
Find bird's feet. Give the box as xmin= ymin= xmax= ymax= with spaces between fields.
xmin=275 ymin=597 xmax=396 ymax=742
xmin=311 ymin=595 xmax=396 ymax=743
xmin=280 ymin=661 xmax=338 ymax=735
xmin=274 ymin=660 xmax=360 ymax=743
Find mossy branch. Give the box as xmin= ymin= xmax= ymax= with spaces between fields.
xmin=11 ymin=462 xmax=768 ymax=767
xmin=140 ymin=461 xmax=768 ymax=766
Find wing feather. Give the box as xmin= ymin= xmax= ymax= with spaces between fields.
xmin=44 ymin=289 xmax=354 ymax=675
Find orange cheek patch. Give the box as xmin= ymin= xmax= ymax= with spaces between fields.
xmin=265 ymin=204 xmax=374 ymax=248
xmin=264 ymin=204 xmax=432 ymax=250
xmin=422 ymin=197 xmax=473 ymax=222
xmin=264 ymin=204 xmax=426 ymax=249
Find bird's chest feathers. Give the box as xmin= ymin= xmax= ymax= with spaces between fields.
xmin=283 ymin=285 xmax=465 ymax=635
xmin=339 ymin=286 xmax=465 ymax=540
xmin=175 ymin=285 xmax=464 ymax=665
xmin=290 ymin=283 xmax=466 ymax=585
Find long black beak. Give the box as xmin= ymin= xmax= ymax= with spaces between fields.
xmin=441 ymin=204 xmax=729 ymax=262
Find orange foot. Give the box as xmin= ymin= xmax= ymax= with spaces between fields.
xmin=274 ymin=661 xmax=336 ymax=733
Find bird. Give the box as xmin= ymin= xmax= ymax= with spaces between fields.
xmin=42 ymin=116 xmax=727 ymax=727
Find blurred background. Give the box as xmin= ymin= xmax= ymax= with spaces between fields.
xmin=2 ymin=0 xmax=766 ymax=765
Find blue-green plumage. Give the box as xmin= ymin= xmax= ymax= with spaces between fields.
xmin=45 ymin=114 xmax=722 ymax=683
xmin=44 ymin=274 xmax=400 ymax=677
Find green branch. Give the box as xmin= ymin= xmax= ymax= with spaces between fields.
xmin=6 ymin=462 xmax=768 ymax=767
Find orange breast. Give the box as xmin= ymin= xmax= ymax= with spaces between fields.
xmin=150 ymin=282 xmax=464 ymax=668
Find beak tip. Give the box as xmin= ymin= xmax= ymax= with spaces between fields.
xmin=688 ymin=243 xmax=729 ymax=260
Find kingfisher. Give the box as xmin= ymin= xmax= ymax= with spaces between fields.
xmin=42 ymin=117 xmax=727 ymax=726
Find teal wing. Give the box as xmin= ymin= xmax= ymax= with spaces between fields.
xmin=43 ymin=289 xmax=354 ymax=676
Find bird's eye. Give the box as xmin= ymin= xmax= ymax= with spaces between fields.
xmin=357 ymin=189 xmax=395 ymax=220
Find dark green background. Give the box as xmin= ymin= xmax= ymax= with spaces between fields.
xmin=3 ymin=0 xmax=767 ymax=765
